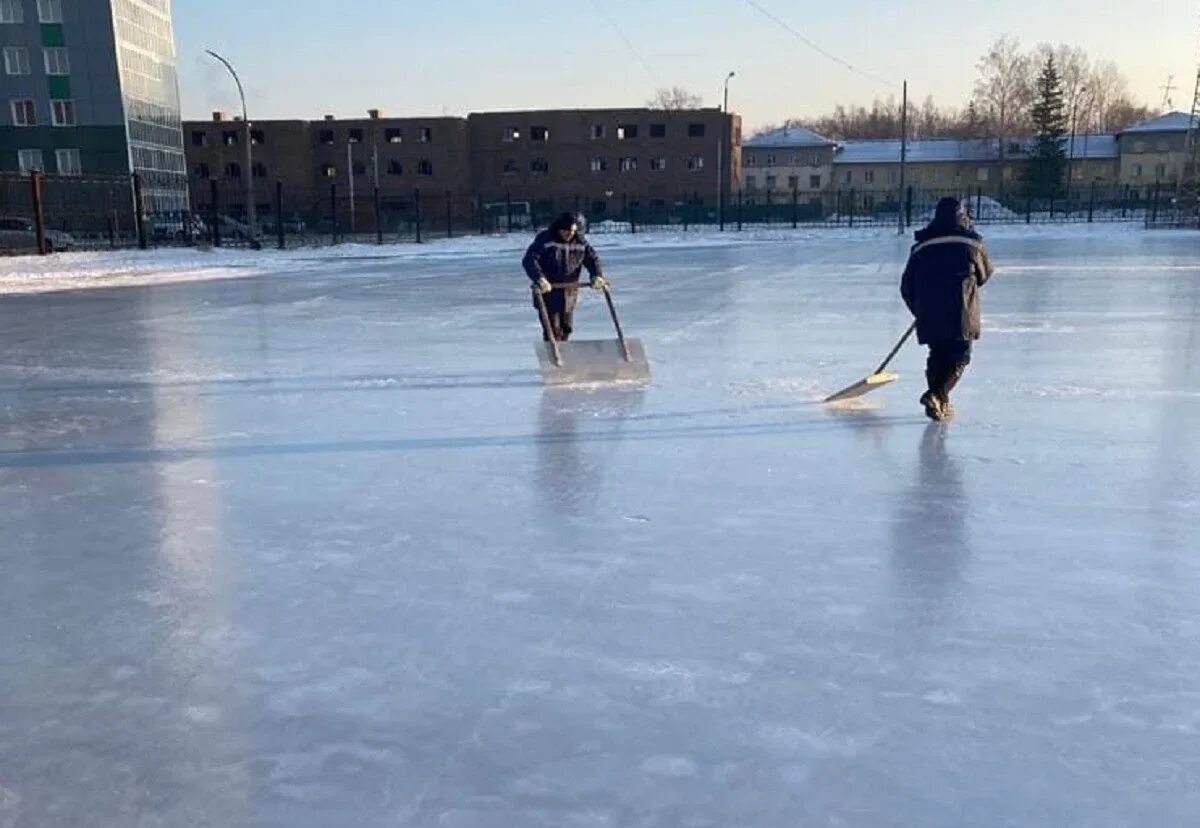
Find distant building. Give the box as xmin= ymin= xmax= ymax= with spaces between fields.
xmin=185 ymin=110 xmax=470 ymax=228
xmin=467 ymin=108 xmax=741 ymax=220
xmin=183 ymin=107 xmax=741 ymax=226
xmin=742 ymin=125 xmax=836 ymax=201
xmin=0 ymin=0 xmax=188 ymax=211
xmin=1115 ymin=111 xmax=1198 ymax=198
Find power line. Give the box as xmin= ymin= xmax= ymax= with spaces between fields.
xmin=743 ymin=0 xmax=895 ymax=89
xmin=588 ymin=0 xmax=663 ymax=86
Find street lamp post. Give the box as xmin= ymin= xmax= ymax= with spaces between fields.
xmin=206 ymin=50 xmax=257 ymax=247
xmin=1068 ymin=86 xmax=1088 ymax=198
xmin=718 ymin=71 xmax=735 ymax=231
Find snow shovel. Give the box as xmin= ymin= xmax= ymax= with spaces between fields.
xmin=823 ymin=322 xmax=916 ymax=403
xmin=533 ymin=283 xmax=650 ymax=386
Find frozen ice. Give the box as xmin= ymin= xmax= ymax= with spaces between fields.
xmin=1 ymin=226 xmax=1199 ymax=827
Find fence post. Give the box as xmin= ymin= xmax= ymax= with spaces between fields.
xmin=630 ymin=196 xmax=637 ymax=235
xmin=792 ymin=187 xmax=799 ymax=229
xmin=477 ymin=194 xmax=485 ymax=235
xmin=105 ymin=189 xmax=116 ymax=249
xmin=414 ymin=188 xmax=423 ymax=243
xmin=1150 ymin=180 xmax=1161 ymax=227
xmin=372 ymin=183 xmax=381 ymax=243
xmin=506 ymin=192 xmax=513 ymax=234
xmin=1025 ymin=195 xmax=1032 ymax=224
xmin=30 ymin=171 xmax=47 ymax=255
xmin=905 ymin=185 xmax=914 ymax=229
xmin=975 ymin=186 xmax=983 ymax=222
xmin=275 ymin=180 xmax=285 ymax=250
xmin=132 ymin=173 xmax=148 ymax=250
xmin=331 ymin=182 xmax=339 ymax=244
xmin=1122 ymin=185 xmax=1129 ymax=219
xmin=849 ymin=189 xmax=856 ymax=228
xmin=737 ymin=191 xmax=743 ymax=231
xmin=1088 ymin=182 xmax=1096 ymax=224
xmin=444 ymin=190 xmax=453 ymax=239
xmin=210 ymin=178 xmax=221 ymax=246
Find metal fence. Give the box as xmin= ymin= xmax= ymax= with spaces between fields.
xmin=3 ymin=172 xmax=1192 ymax=257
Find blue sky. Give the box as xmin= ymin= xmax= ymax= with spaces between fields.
xmin=176 ymin=0 xmax=1197 ymax=131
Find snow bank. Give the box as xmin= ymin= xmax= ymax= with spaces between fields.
xmin=0 ymin=223 xmax=1186 ymax=295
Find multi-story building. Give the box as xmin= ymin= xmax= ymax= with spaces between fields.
xmin=467 ymin=107 xmax=741 ymax=219
xmin=1115 ymin=111 xmax=1197 ymax=198
xmin=0 ymin=0 xmax=187 ymax=211
xmin=742 ymin=125 xmax=836 ymax=202
xmin=183 ymin=107 xmax=741 ymax=227
xmin=185 ymin=110 xmax=470 ymax=227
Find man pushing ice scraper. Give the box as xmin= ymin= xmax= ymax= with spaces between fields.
xmin=900 ymin=197 xmax=995 ymax=421
xmin=521 ymin=212 xmax=650 ymax=386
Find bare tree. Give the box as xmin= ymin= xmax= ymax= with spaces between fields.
xmin=648 ymin=87 xmax=704 ymax=110
xmin=973 ymin=36 xmax=1034 ymax=144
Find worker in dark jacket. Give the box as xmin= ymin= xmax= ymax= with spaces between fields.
xmin=900 ymin=197 xmax=994 ymax=421
xmin=522 ymin=212 xmax=607 ymax=341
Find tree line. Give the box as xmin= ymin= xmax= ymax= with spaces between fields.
xmin=755 ymin=37 xmax=1154 ymax=141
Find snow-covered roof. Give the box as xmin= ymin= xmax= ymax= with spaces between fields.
xmin=1119 ymin=111 xmax=1198 ymax=134
xmin=745 ymin=126 xmax=835 ymax=148
xmin=834 ymin=134 xmax=1118 ymax=165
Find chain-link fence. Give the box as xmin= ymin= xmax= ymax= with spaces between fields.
xmin=2 ymin=173 xmax=1185 ymax=257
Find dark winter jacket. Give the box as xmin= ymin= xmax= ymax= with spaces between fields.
xmin=521 ymin=230 xmax=603 ymax=286
xmin=900 ymin=217 xmax=994 ymax=344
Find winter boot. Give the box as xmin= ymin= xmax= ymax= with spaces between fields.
xmin=936 ymin=363 xmax=968 ymax=418
xmin=919 ymin=391 xmax=945 ymax=421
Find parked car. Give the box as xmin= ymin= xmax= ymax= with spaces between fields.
xmin=150 ymin=215 xmax=208 ymax=243
xmin=0 ymin=217 xmax=74 ymax=253
xmin=218 ymin=215 xmax=265 ymax=244
xmin=263 ymin=214 xmax=307 ymax=235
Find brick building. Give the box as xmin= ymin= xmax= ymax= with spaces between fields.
xmin=183 ymin=107 xmax=740 ymax=229
xmin=185 ymin=110 xmax=470 ymax=231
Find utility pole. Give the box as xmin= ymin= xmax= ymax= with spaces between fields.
xmin=718 ymin=71 xmax=735 ymax=230
xmin=205 ymin=50 xmax=257 ymax=247
xmin=1068 ymin=86 xmax=1088 ymax=194
xmin=898 ymin=80 xmax=908 ymax=235
xmin=347 ymin=141 xmax=357 ymax=235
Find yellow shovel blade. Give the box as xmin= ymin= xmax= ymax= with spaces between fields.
xmin=823 ymin=371 xmax=899 ymax=404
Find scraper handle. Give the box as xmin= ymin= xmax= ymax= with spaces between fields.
xmin=875 ymin=322 xmax=917 ymax=374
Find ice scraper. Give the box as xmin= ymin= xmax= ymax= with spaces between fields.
xmin=823 ymin=322 xmax=916 ymax=403
xmin=534 ymin=283 xmax=650 ymax=386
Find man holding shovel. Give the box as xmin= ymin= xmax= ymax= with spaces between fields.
xmin=522 ymin=212 xmax=607 ymax=342
xmin=900 ymin=197 xmax=994 ymax=421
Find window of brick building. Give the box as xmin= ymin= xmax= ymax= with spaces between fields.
xmin=650 ymin=124 xmax=666 ymax=138
xmin=530 ymin=157 xmax=549 ymax=175
xmin=348 ymin=128 xmax=363 ymax=144
xmin=650 ymin=157 xmax=666 ymax=171
xmin=386 ymin=128 xmax=402 ymax=143
xmin=251 ymin=129 xmax=265 ymax=145
xmin=194 ymin=163 xmax=210 ymax=179
xmin=619 ymin=157 xmax=637 ymax=172
xmin=319 ymin=130 xmax=334 ymax=145
xmin=687 ymin=123 xmax=705 ymax=138
xmin=590 ymin=158 xmax=607 ymax=173
xmin=418 ymin=159 xmax=433 ymax=175
xmin=502 ymin=159 xmax=519 ymax=175
xmin=590 ymin=124 xmax=606 ymax=140
xmin=617 ymin=124 xmax=638 ymax=140
xmin=322 ymin=164 xmax=336 ymax=177
xmin=225 ymin=162 xmax=241 ymax=178
xmin=503 ymin=126 xmax=521 ymax=142
xmin=191 ymin=131 xmax=207 ymax=147
xmin=687 ymin=156 xmax=704 ymax=171
xmin=252 ymin=162 xmax=267 ymax=178
xmin=223 ymin=130 xmax=238 ymax=146
xmin=419 ymin=127 xmax=432 ymax=143
xmin=810 ymin=174 xmax=821 ymax=188
xmin=531 ymin=126 xmax=550 ymax=142
xmin=388 ymin=160 xmax=403 ymax=175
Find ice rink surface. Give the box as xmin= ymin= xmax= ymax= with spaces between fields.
xmin=1 ymin=227 xmax=1198 ymax=826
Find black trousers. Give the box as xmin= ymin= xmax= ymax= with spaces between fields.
xmin=534 ymin=286 xmax=579 ymax=342
xmin=926 ymin=340 xmax=972 ymax=398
